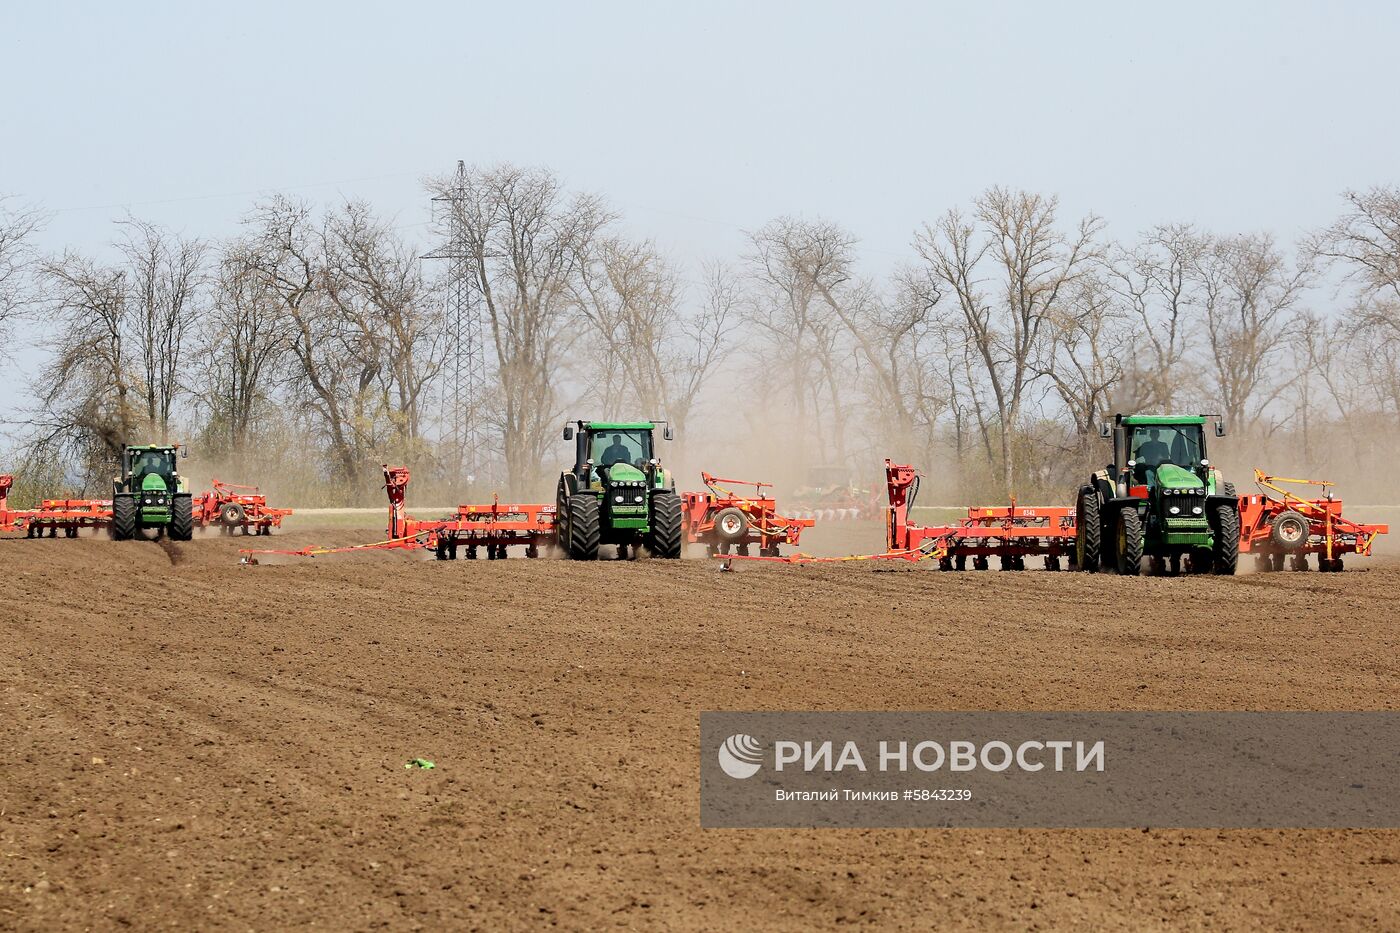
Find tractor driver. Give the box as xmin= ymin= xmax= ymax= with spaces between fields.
xmin=1135 ymin=429 xmax=1172 ymax=467
xmin=600 ymin=434 xmax=634 ymax=467
xmin=135 ymin=450 xmax=166 ymax=479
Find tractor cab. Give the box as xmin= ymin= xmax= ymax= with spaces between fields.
xmin=1103 ymin=415 xmax=1218 ymax=495
xmin=562 ymin=421 xmax=673 ymax=490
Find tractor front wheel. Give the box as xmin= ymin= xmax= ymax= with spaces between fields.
xmin=1212 ymin=504 xmax=1240 ymax=575
xmin=112 ymin=495 xmax=136 ymax=541
xmin=1115 ymin=508 xmax=1143 ymax=576
xmin=566 ymin=495 xmax=601 ymax=561
xmin=647 ymin=490 xmax=683 ymax=559
xmin=170 ymin=495 xmax=194 ymax=541
xmin=1076 ymin=488 xmax=1101 ymax=572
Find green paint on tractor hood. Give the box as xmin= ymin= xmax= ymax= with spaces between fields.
xmin=584 ymin=421 xmax=655 ymax=431
xmin=1121 ymin=415 xmax=1206 ymax=426
xmin=140 ymin=474 xmax=169 ymax=491
xmin=608 ymin=462 xmax=646 ymax=482
xmin=1154 ymin=463 xmax=1203 ymax=489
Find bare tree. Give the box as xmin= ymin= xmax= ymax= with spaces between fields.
xmin=117 ymin=219 xmax=206 ymax=441
xmin=1108 ymin=224 xmax=1206 ymax=410
xmin=195 ymin=246 xmax=290 ymax=452
xmin=1197 ymin=233 xmax=1312 ymax=435
xmin=427 ymin=164 xmax=612 ymax=491
xmin=1313 ymin=186 xmax=1400 ymax=336
xmin=30 ymin=252 xmax=136 ymax=488
xmin=915 ymin=188 xmax=1103 ymax=493
xmin=0 ymin=197 xmax=43 ymax=333
xmin=1036 ymin=268 xmax=1130 ymax=439
xmin=744 ymin=217 xmax=859 ymax=468
xmin=575 ymin=239 xmax=735 ymax=450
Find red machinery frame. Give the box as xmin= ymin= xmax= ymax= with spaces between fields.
xmin=384 ymin=465 xmax=556 ymax=560
xmin=0 ymin=475 xmax=113 ymax=538
xmin=885 ymin=460 xmax=1077 ymax=570
xmin=1238 ymin=470 xmax=1388 ymax=572
xmin=681 ymin=472 xmax=814 ymax=557
xmin=195 ymin=480 xmax=293 ymax=536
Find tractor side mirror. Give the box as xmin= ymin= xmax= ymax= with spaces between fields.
xmin=1214 ymin=422 xmax=1226 ymax=437
xmin=180 ymin=445 xmax=188 ymax=459
xmin=563 ymin=426 xmax=574 ymax=441
xmin=1099 ymin=423 xmax=1111 ymax=438
xmin=663 ymin=426 xmax=674 ymax=441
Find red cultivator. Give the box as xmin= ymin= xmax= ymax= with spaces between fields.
xmin=1238 ymin=470 xmax=1389 ymax=572
xmin=681 ymin=472 xmax=814 ymax=557
xmin=196 ymin=480 xmax=292 ymax=536
xmin=384 ymin=466 xmax=556 ymax=560
xmin=0 ymin=475 xmax=112 ymax=538
xmin=884 ymin=461 xmax=1076 ymax=570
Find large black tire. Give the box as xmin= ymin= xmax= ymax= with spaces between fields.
xmin=1212 ymin=503 xmax=1240 ymax=575
xmin=170 ymin=494 xmax=194 ymax=541
xmin=566 ymin=495 xmax=601 ymax=560
xmin=1115 ymin=508 xmax=1143 ymax=576
xmin=712 ymin=506 xmax=749 ymax=544
xmin=647 ymin=490 xmax=683 ymax=559
xmin=1270 ymin=509 xmax=1309 ymax=552
xmin=112 ymin=494 xmax=136 ymax=541
xmin=1075 ymin=488 xmax=1101 ymax=572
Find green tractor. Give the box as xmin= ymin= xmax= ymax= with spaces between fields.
xmin=1075 ymin=414 xmax=1239 ymax=576
xmin=111 ymin=444 xmax=194 ymax=541
xmin=555 ymin=420 xmax=682 ymax=560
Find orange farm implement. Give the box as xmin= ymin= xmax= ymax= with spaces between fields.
xmin=681 ymin=472 xmax=814 ymax=557
xmin=196 ymin=480 xmax=293 ymax=536
xmin=1238 ymin=470 xmax=1389 ymax=572
xmin=385 ymin=465 xmax=555 ymax=560
xmin=884 ymin=460 xmax=1076 ymax=571
xmin=0 ymin=474 xmax=111 ymax=538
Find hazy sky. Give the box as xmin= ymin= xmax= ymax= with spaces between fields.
xmin=5 ymin=1 xmax=1398 ymax=267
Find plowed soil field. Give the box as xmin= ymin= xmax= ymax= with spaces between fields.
xmin=3 ymin=520 xmax=1398 ymax=930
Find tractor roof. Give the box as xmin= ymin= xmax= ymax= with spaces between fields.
xmin=582 ymin=421 xmax=655 ymax=431
xmin=1119 ymin=415 xmax=1206 ymax=426
xmin=126 ymin=443 xmax=179 ymax=451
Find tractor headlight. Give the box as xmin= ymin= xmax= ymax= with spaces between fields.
xmin=1169 ymin=506 xmax=1180 ymax=515
xmin=614 ymin=495 xmax=624 ymax=503
xmin=634 ymin=495 xmax=644 ymax=503
xmin=1192 ymin=506 xmax=1203 ymax=515
xmin=143 ymin=497 xmax=152 ymax=504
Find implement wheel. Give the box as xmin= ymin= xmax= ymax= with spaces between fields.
xmin=220 ymin=502 xmax=247 ymax=526
xmin=566 ymin=495 xmax=601 ymax=561
xmin=1212 ymin=504 xmax=1240 ymax=575
xmin=712 ymin=507 xmax=749 ymax=544
xmin=112 ymin=495 xmax=136 ymax=541
xmin=1076 ymin=488 xmax=1101 ymax=572
xmin=1115 ymin=509 xmax=1143 ymax=576
xmin=647 ymin=490 xmax=683 ymax=559
xmin=1270 ymin=510 xmax=1309 ymax=552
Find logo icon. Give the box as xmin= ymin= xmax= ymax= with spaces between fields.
xmin=718 ymin=733 xmax=763 ymax=779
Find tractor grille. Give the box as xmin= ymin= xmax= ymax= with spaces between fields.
xmin=1163 ymin=490 xmax=1207 ymax=528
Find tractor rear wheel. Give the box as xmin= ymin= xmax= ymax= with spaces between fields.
xmin=566 ymin=495 xmax=601 ymax=561
xmin=1212 ymin=504 xmax=1240 ymax=575
xmin=1115 ymin=509 xmax=1143 ymax=576
xmin=112 ymin=495 xmax=136 ymax=541
xmin=1270 ymin=510 xmax=1309 ymax=552
xmin=1076 ymin=488 xmax=1101 ymax=572
xmin=170 ymin=495 xmax=194 ymax=541
xmin=647 ymin=490 xmax=683 ymax=559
